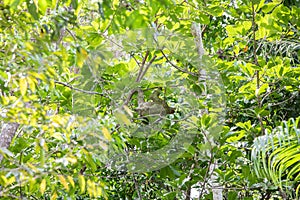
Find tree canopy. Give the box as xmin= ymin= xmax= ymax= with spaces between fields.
xmin=0 ymin=0 xmax=299 ymax=199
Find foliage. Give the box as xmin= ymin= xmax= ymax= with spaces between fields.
xmin=0 ymin=0 xmax=299 ymax=199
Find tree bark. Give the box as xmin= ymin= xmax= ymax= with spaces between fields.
xmin=0 ymin=123 xmax=19 ymax=162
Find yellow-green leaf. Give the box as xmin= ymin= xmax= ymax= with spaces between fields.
xmin=256 ymin=83 xmax=269 ymax=97
xmin=67 ymin=176 xmax=75 ymax=188
xmin=1 ymin=175 xmax=8 ymax=185
xmin=96 ymin=186 xmax=103 ymax=196
xmin=76 ymin=47 xmax=88 ymax=68
xmin=38 ymin=0 xmax=47 ymax=14
xmin=27 ymin=76 xmax=36 ymax=92
xmin=10 ymin=0 xmax=21 ymax=9
xmin=123 ymin=105 xmax=133 ymax=117
xmin=25 ymin=42 xmax=34 ymax=50
xmin=115 ymin=110 xmax=131 ymax=126
xmin=7 ymin=176 xmax=15 ymax=185
xmin=51 ymin=0 xmax=57 ymax=9
xmin=47 ymin=67 xmax=56 ymax=77
xmin=40 ymin=179 xmax=46 ymax=195
xmin=79 ymin=175 xmax=86 ymax=193
xmin=19 ymin=77 xmax=27 ymax=96
xmin=87 ymin=179 xmax=96 ymax=197
xmin=58 ymin=175 xmax=69 ymax=191
xmin=28 ymin=71 xmax=47 ymax=82
xmin=102 ymin=127 xmax=112 ymax=141
xmin=50 ymin=191 xmax=58 ymax=200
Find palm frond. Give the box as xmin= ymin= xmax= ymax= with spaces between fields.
xmin=251 ymin=117 xmax=300 ymax=198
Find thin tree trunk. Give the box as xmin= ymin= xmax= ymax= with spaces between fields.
xmin=191 ymin=22 xmax=223 ymax=200
xmin=0 ymin=123 xmax=19 ymax=162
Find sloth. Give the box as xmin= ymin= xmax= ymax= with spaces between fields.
xmin=135 ymin=88 xmax=175 ymax=124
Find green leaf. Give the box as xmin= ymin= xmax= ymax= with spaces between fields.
xmin=262 ymin=2 xmax=281 ymax=13
xmin=58 ymin=175 xmax=69 ymax=192
xmin=78 ymin=175 xmax=86 ymax=194
xmin=71 ymin=0 xmax=78 ymax=10
xmin=26 ymin=0 xmax=39 ymax=20
xmin=197 ymin=13 xmax=210 ymax=24
xmin=114 ymin=109 xmax=131 ymax=126
xmin=255 ymin=83 xmax=269 ymax=97
xmin=38 ymin=0 xmax=48 ymax=15
xmin=208 ymin=6 xmax=224 ymax=16
xmin=19 ymin=77 xmax=27 ymax=96
xmin=228 ymin=191 xmax=238 ymax=200
xmin=40 ymin=179 xmax=46 ymax=195
xmin=192 ymin=84 xmax=203 ymax=95
xmin=10 ymin=0 xmax=22 ymax=10
xmin=76 ymin=47 xmax=88 ymax=68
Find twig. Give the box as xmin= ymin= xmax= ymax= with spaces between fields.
xmin=131 ymin=53 xmax=141 ymax=68
xmin=269 ymin=92 xmax=298 ymax=107
xmin=103 ymin=10 xmax=117 ymax=33
xmin=160 ymin=50 xmax=198 ymax=77
xmin=66 ymin=28 xmax=77 ymax=41
xmin=54 ymin=80 xmax=103 ymax=96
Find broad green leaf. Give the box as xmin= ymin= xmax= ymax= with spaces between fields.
xmin=71 ymin=0 xmax=78 ymax=10
xmin=208 ymin=6 xmax=224 ymax=16
xmin=7 ymin=176 xmax=16 ymax=186
xmin=47 ymin=67 xmax=56 ymax=77
xmin=262 ymin=2 xmax=281 ymax=13
xmin=226 ymin=25 xmax=239 ymax=37
xmin=3 ymin=0 xmax=10 ymax=6
xmin=25 ymin=42 xmax=34 ymax=51
xmin=0 ymin=175 xmax=8 ymax=186
xmin=28 ymin=71 xmax=47 ymax=82
xmin=197 ymin=13 xmax=210 ymax=24
xmin=85 ymin=153 xmax=97 ymax=171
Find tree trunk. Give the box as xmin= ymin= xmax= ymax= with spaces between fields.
xmin=191 ymin=22 xmax=223 ymax=200
xmin=0 ymin=123 xmax=19 ymax=162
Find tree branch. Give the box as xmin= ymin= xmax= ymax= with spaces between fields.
xmin=138 ymin=54 xmax=157 ymax=82
xmin=54 ymin=80 xmax=104 ymax=96
xmin=136 ymin=50 xmax=149 ymax=82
